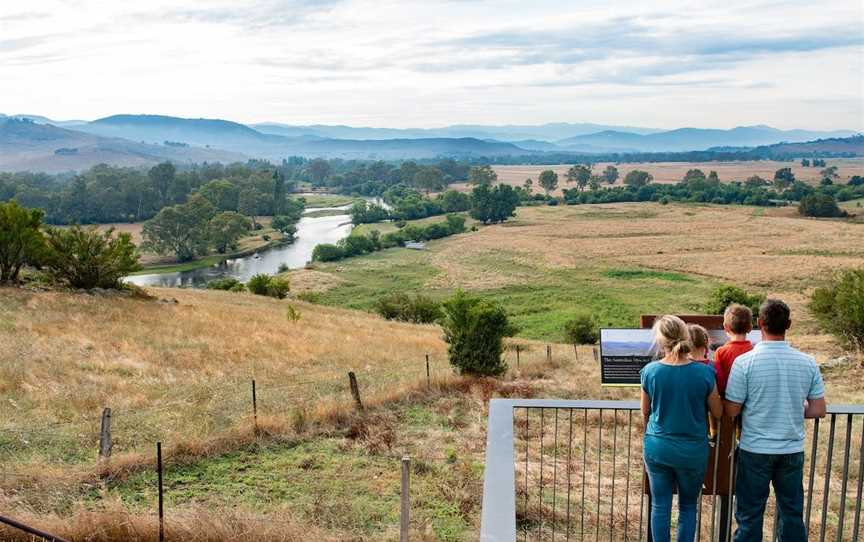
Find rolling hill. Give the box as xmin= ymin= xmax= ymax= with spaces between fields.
xmin=0 ymin=118 xmax=245 ymax=173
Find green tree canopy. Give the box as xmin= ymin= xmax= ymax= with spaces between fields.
xmin=0 ymin=201 xmax=45 ymax=283
xmin=440 ymin=290 xmax=516 ymax=376
xmin=623 ymin=170 xmax=653 ymax=188
xmin=468 ymin=165 xmax=498 ymax=186
xmin=566 ymin=164 xmax=592 ymax=191
xmin=773 ymin=167 xmax=796 ymax=191
xmin=208 ymin=211 xmax=251 ymax=254
xmin=538 ymin=169 xmax=559 ymax=195
xmin=43 ymin=225 xmax=141 ymax=289
xmin=142 ymin=194 xmax=216 ymax=262
xmin=602 ymin=165 xmax=619 ymax=184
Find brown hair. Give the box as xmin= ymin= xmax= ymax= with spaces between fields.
xmin=652 ymin=315 xmax=692 ymax=360
xmin=688 ymin=324 xmax=710 ymax=351
xmin=724 ymin=304 xmax=753 ymax=335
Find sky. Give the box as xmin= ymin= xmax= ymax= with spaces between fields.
xmin=1 ymin=0 xmax=863 ymax=130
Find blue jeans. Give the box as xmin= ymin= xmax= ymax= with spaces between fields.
xmin=645 ymin=457 xmax=704 ymax=542
xmin=733 ymin=449 xmax=806 ymax=542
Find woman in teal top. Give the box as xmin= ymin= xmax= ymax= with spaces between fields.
xmin=641 ymin=315 xmax=723 ymax=542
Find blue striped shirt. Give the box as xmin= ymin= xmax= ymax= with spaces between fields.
xmin=726 ymin=341 xmax=825 ymax=454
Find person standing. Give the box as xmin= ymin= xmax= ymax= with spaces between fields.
xmin=725 ymin=299 xmax=827 ymax=542
xmin=641 ymin=315 xmax=723 ymax=542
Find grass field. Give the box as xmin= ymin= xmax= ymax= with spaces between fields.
xmin=477 ymin=159 xmax=864 ymax=196
xmin=294 ymin=202 xmax=864 ymax=353
xmin=3 ymin=202 xmax=863 ymax=540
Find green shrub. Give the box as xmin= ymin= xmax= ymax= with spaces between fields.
xmin=563 ymin=313 xmax=599 ymax=346
xmin=267 ymin=277 xmax=290 ymax=299
xmin=311 ymin=243 xmax=344 ymax=262
xmin=374 ymin=292 xmax=442 ymax=324
xmin=0 ymin=201 xmax=46 ymax=283
xmin=247 ymin=273 xmax=272 ymax=295
xmin=440 ymin=290 xmax=516 ymax=376
xmin=43 ymin=225 xmax=141 ymax=289
xmin=206 ymin=277 xmax=241 ymax=290
xmin=286 ymin=305 xmax=301 ymax=323
xmin=704 ymin=285 xmax=764 ymax=317
xmin=229 ymin=282 xmax=246 ymax=293
xmin=277 ymin=263 xmax=290 ymax=273
xmin=798 ymin=194 xmax=848 ymax=218
xmin=810 ymin=269 xmax=864 ymax=357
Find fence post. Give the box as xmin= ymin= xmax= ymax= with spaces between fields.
xmin=516 ymin=345 xmax=521 ymax=367
xmin=592 ymin=347 xmax=599 ymax=362
xmin=348 ymin=371 xmax=364 ymax=411
xmin=425 ymin=354 xmax=430 ymax=389
xmin=546 ymin=345 xmax=551 ymax=360
xmin=98 ymin=407 xmax=112 ymax=460
xmin=156 ymin=442 xmax=164 ymax=542
xmin=401 ymin=456 xmax=411 ymax=542
xmin=251 ymin=379 xmax=258 ymax=431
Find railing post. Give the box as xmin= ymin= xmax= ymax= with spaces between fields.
xmin=348 ymin=371 xmax=363 ymax=412
xmin=400 ymin=456 xmax=411 ymax=542
xmin=156 ymin=442 xmax=164 ymax=542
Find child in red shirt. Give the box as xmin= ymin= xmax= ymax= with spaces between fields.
xmin=714 ymin=304 xmax=754 ymax=396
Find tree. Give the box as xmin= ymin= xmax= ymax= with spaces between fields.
xmin=308 ymin=159 xmax=332 ymax=185
xmin=538 ymin=170 xmax=559 ymax=195
xmin=820 ymin=166 xmax=839 ymax=184
xmin=704 ymin=285 xmax=764 ymax=317
xmin=148 ymin=162 xmax=176 ymax=207
xmin=42 ymin=226 xmax=141 ymax=289
xmin=566 ymin=165 xmax=592 ymax=191
xmin=470 ymin=184 xmax=519 ymax=224
xmin=439 ymin=190 xmax=471 ymax=213
xmin=198 ymin=179 xmax=239 ymax=212
xmin=602 ymin=165 xmax=619 ymax=184
xmin=682 ymin=169 xmax=706 ymax=185
xmin=468 ymin=165 xmax=498 ymax=185
xmin=413 ymin=167 xmax=445 ymax=194
xmin=623 ymin=170 xmax=653 ymax=188
xmin=849 ymin=175 xmax=864 ymax=187
xmin=142 ymin=194 xmax=215 ymax=262
xmin=271 ymin=215 xmax=298 ymax=241
xmin=801 ymin=158 xmax=811 ymax=167
xmin=238 ymin=188 xmax=264 ymax=228
xmin=810 ymin=268 xmax=864 ymax=360
xmin=773 ymin=167 xmax=795 ymax=191
xmin=588 ymin=175 xmax=603 ymax=191
xmin=523 ymin=178 xmax=534 ymax=194
xmin=208 ymin=211 xmax=251 ymax=253
xmin=563 ymin=313 xmax=599 ymax=354
xmin=272 ymin=170 xmax=286 ymax=216
xmin=798 ymin=194 xmax=847 ymax=218
xmin=0 ymin=201 xmax=45 ymax=283
xmin=440 ymin=290 xmax=515 ymax=376
xmin=745 ymin=175 xmax=769 ymax=188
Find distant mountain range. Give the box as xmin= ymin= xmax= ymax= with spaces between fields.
xmin=0 ymin=112 xmax=860 ymax=172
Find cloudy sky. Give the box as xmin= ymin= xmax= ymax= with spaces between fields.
xmin=1 ymin=0 xmax=862 ymax=130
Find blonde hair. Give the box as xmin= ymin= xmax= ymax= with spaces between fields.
xmin=653 ymin=315 xmax=692 ymax=359
xmin=687 ymin=324 xmax=710 ymax=350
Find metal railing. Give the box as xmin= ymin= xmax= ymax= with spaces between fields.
xmin=480 ymin=399 xmax=864 ymax=542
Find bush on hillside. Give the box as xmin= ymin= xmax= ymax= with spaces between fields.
xmin=440 ymin=290 xmax=516 ymax=376
xmin=311 ymin=243 xmax=344 ymax=262
xmin=374 ymin=292 xmax=442 ymax=324
xmin=43 ymin=225 xmax=141 ymax=289
xmin=246 ymin=273 xmax=289 ymax=299
xmin=703 ymin=285 xmax=764 ymax=318
xmin=563 ymin=313 xmax=599 ymax=348
xmin=0 ymin=201 xmax=46 ymax=284
xmin=206 ymin=277 xmax=241 ymax=291
xmin=810 ymin=269 xmax=864 ymax=359
xmin=798 ymin=194 xmax=848 ymax=218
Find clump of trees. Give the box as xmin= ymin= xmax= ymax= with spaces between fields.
xmin=798 ymin=193 xmax=848 ymax=218
xmin=704 ymin=285 xmax=764 ymax=317
xmin=810 ymin=268 xmax=864 ymax=362
xmin=374 ymin=293 xmax=442 ymax=324
xmin=0 ymin=201 xmax=141 ymax=289
xmin=313 ymin=214 xmax=466 ymax=262
xmin=469 ymin=184 xmax=519 ymax=224
xmin=441 ymin=290 xmax=516 ymax=376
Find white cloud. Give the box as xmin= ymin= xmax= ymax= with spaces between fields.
xmin=0 ymin=0 xmax=861 ymax=129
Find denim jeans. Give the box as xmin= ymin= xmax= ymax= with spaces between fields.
xmin=733 ymin=449 xmax=806 ymax=542
xmin=644 ymin=457 xmax=704 ymax=542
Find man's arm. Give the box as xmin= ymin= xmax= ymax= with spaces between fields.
xmin=804 ymin=397 xmax=826 ymax=419
xmin=724 ymin=400 xmax=742 ymax=418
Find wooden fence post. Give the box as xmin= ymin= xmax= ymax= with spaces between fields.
xmin=425 ymin=354 xmax=430 ymax=389
xmin=593 ymin=347 xmax=599 ymax=362
xmin=546 ymin=345 xmax=551 ymax=360
xmin=400 ymin=456 xmax=411 ymax=542
xmin=516 ymin=345 xmax=521 ymax=367
xmin=156 ymin=442 xmax=164 ymax=542
xmin=98 ymin=407 xmax=112 ymax=460
xmin=348 ymin=372 xmax=364 ymax=411
xmin=251 ymin=379 xmax=258 ymax=431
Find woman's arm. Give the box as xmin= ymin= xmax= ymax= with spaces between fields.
xmin=707 ymin=383 xmax=723 ymax=419
xmin=640 ymin=389 xmax=651 ymax=426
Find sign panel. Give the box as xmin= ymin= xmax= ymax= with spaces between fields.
xmin=599 ymin=328 xmax=761 ymax=386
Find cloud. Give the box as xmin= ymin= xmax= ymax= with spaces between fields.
xmin=153 ymin=0 xmax=344 ymax=30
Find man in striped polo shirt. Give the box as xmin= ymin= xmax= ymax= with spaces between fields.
xmin=724 ymin=299 xmax=827 ymax=542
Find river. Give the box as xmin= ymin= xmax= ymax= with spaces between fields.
xmin=127 ymin=201 xmax=358 ymax=288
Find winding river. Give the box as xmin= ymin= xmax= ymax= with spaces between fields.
xmin=126 ymin=200 xmax=363 ymax=288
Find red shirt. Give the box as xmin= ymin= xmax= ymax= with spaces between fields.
xmin=715 ymin=340 xmax=753 ymax=395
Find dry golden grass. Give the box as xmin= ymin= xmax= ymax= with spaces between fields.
xmin=483 ymin=159 xmax=864 ymax=196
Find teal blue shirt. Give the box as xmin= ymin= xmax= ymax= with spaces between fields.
xmin=725 ymin=341 xmax=825 ymax=454
xmin=640 ymin=361 xmax=716 ymax=469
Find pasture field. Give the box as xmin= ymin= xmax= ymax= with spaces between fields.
xmin=296 ymin=202 xmax=864 ymax=354
xmin=479 ymin=159 xmax=864 ymax=196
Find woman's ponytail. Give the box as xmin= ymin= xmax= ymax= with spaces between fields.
xmin=652 ymin=315 xmax=692 ymax=361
